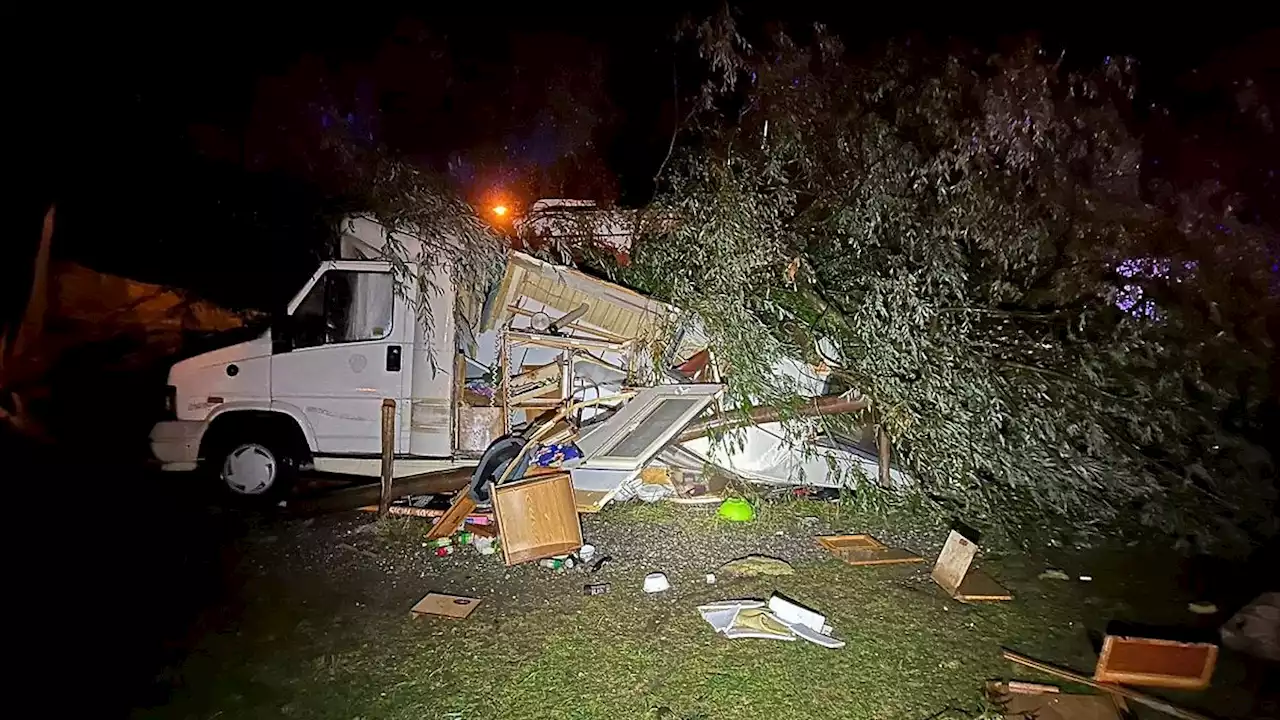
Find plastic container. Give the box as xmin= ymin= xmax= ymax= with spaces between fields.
xmin=717 ymin=498 xmax=756 ymax=522
xmin=643 ymin=572 xmax=670 ymax=593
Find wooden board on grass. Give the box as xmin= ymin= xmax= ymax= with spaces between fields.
xmin=1094 ymin=636 xmax=1218 ymax=690
xmin=816 ymin=534 xmax=885 ymax=553
xmin=410 ymin=593 xmax=481 ymax=619
xmin=953 ymin=569 xmax=1013 ymax=602
xmin=816 ymin=535 xmax=923 ymax=566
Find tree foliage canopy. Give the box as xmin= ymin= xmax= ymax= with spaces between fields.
xmin=628 ymin=17 xmax=1278 ymax=547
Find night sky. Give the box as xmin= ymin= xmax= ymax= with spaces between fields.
xmin=15 ymin=6 xmax=1277 ymax=313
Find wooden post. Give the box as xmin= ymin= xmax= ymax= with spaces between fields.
xmin=378 ymin=398 xmax=396 ymax=518
xmin=876 ymin=424 xmax=893 ymax=489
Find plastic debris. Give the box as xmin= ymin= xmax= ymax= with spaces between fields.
xmin=643 ymin=572 xmax=671 ymax=593
xmin=717 ymin=498 xmax=756 ymax=522
xmin=1038 ymin=569 xmax=1070 ymax=581
xmin=698 ymin=594 xmax=844 ymax=648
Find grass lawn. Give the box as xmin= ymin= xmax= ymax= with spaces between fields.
xmin=146 ymin=500 xmax=1220 ymax=720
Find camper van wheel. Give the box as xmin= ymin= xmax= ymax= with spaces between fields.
xmin=205 ymin=432 xmax=299 ymax=502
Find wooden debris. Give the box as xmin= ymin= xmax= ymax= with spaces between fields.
xmin=816 ymin=534 xmax=923 ymax=566
xmin=994 ymin=692 xmax=1120 ymax=720
xmin=986 ymin=680 xmax=1061 ymax=696
xmin=357 ymin=504 xmax=495 ymax=525
xmin=410 ymin=593 xmax=481 ymax=619
xmin=1002 ymin=649 xmax=1212 ymax=720
xmin=931 ymin=530 xmax=978 ymax=594
xmin=1094 ymin=636 xmax=1218 ymax=690
xmin=954 ymin=570 xmax=1013 ymax=602
xmin=491 ymin=472 xmax=583 ymax=565
xmin=426 ymin=491 xmax=478 ymax=541
xmin=931 ymin=529 xmax=1011 ymax=602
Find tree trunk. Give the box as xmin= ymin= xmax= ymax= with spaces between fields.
xmin=678 ymin=393 xmax=869 ymax=443
xmin=876 ymin=424 xmax=893 ymax=488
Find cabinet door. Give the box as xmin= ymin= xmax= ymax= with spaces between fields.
xmin=271 ymin=265 xmax=406 ymax=454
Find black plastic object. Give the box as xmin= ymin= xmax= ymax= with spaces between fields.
xmin=386 ymin=345 xmax=402 ymax=372
xmin=467 ymin=434 xmax=530 ymax=503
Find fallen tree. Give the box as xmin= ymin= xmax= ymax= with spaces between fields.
xmin=624 ymin=14 xmax=1278 ymax=548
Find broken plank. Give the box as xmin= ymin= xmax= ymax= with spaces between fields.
xmin=931 ymin=529 xmax=979 ymax=596
xmin=954 ymin=569 xmax=1013 ymax=602
xmin=426 ymin=492 xmax=478 ymax=541
xmin=840 ymin=547 xmax=925 ymax=566
xmin=816 ymin=534 xmax=886 ymax=553
xmin=291 ymin=467 xmax=471 ymax=516
xmin=357 ymin=505 xmax=494 ymax=524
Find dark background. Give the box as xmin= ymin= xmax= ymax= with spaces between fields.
xmin=14 ymin=7 xmax=1277 ymax=315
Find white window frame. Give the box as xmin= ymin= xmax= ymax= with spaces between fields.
xmin=575 ymin=383 xmax=722 ymax=471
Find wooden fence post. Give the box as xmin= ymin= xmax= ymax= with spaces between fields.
xmin=379 ymin=398 xmax=396 ymax=518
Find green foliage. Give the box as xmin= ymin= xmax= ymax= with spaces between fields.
xmin=629 ymin=20 xmax=1278 ymax=549
xmin=322 ymin=129 xmax=507 ymax=362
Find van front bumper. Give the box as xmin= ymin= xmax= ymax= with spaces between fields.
xmin=150 ymin=420 xmax=207 ymax=471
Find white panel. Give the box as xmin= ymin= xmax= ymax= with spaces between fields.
xmin=576 ymin=383 xmax=722 ymax=471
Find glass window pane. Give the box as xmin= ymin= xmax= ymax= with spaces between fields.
xmin=599 ymin=398 xmax=699 ymax=458
xmin=331 ymin=271 xmax=393 ymax=342
xmin=290 ymin=270 xmax=393 ymax=349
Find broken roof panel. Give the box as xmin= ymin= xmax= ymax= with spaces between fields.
xmin=486 ymin=252 xmax=675 ymax=341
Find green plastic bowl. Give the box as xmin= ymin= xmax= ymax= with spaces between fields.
xmin=718 ymin=498 xmax=756 ymax=522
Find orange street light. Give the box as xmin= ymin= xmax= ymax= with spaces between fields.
xmin=492 ymin=205 xmax=509 ymax=218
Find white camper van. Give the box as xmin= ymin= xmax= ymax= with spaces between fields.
xmin=149 ymin=216 xmax=720 ymax=500
xmin=150 ymin=213 xmax=902 ymax=504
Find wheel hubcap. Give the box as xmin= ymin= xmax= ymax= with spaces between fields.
xmin=222 ymin=443 xmax=277 ymax=495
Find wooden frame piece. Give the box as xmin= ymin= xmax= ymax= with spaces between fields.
xmin=491 ymin=471 xmax=583 ymax=565
xmin=1094 ymin=636 xmax=1218 ymax=690
xmin=816 ymin=534 xmax=924 ymax=566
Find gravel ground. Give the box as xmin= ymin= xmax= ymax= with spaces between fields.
xmin=227 ymin=496 xmax=955 ymax=620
